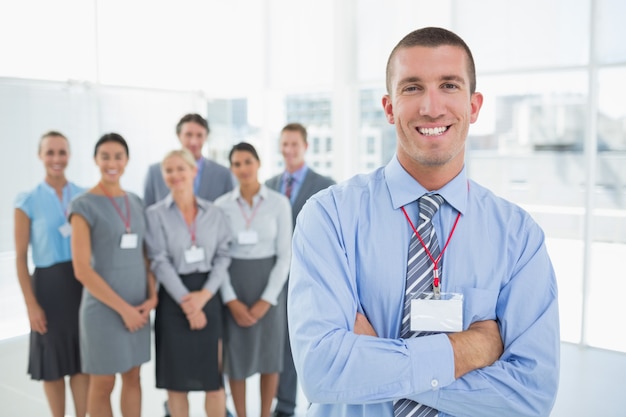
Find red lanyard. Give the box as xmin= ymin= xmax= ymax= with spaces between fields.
xmin=99 ymin=183 xmax=131 ymax=233
xmin=400 ymin=203 xmax=461 ymax=291
xmin=185 ymin=205 xmax=198 ymax=245
xmin=237 ymin=198 xmax=263 ymax=229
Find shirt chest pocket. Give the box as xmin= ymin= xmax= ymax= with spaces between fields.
xmin=454 ymin=286 xmax=499 ymax=329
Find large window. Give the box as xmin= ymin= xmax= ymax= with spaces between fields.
xmin=0 ymin=0 xmax=625 ymax=353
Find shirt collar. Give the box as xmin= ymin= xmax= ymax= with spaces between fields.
xmin=282 ymin=164 xmax=308 ymax=184
xmin=385 ymin=155 xmax=468 ymax=214
xmin=231 ymin=183 xmax=268 ymax=202
xmin=41 ymin=181 xmax=69 ymax=195
xmin=164 ymin=193 xmax=209 ymax=212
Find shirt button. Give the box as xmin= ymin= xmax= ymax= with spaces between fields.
xmin=431 ymin=379 xmax=439 ymax=389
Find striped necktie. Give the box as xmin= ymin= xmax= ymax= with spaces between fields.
xmin=394 ymin=194 xmax=445 ymax=417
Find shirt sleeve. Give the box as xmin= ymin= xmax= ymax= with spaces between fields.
xmin=260 ymin=195 xmax=293 ymax=305
xmin=216 ymin=200 xmax=238 ymax=304
xmin=68 ymin=196 xmax=94 ymax=226
xmin=288 ymin=196 xmax=455 ymax=405
xmin=412 ymin=222 xmax=560 ymax=417
xmin=14 ymin=191 xmax=32 ymax=218
xmin=144 ymin=207 xmax=190 ymax=303
xmin=203 ymin=208 xmax=232 ymax=295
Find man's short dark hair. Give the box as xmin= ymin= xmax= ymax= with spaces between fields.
xmin=386 ymin=27 xmax=477 ymax=95
xmin=281 ymin=123 xmax=308 ymax=144
xmin=176 ymin=113 xmax=210 ymax=136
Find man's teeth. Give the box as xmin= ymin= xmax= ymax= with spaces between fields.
xmin=418 ymin=127 xmax=447 ymax=136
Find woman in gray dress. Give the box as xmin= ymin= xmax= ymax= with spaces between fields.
xmin=69 ymin=133 xmax=157 ymax=417
xmin=214 ymin=143 xmax=292 ymax=417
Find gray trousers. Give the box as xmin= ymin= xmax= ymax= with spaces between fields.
xmin=275 ymin=284 xmax=298 ymax=415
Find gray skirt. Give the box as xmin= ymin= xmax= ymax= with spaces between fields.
xmin=223 ymin=257 xmax=286 ymax=380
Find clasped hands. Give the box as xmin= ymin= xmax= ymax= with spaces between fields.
xmin=226 ymin=299 xmax=272 ymax=328
xmin=354 ymin=312 xmax=503 ymax=379
xmin=121 ymin=296 xmax=158 ymax=333
xmin=180 ymin=289 xmax=212 ymax=330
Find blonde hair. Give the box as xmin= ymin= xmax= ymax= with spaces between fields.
xmin=161 ymin=148 xmax=196 ymax=169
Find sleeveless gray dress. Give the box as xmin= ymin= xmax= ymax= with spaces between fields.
xmin=69 ymin=192 xmax=150 ymax=375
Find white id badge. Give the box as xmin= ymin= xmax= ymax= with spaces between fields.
xmin=120 ymin=233 xmax=138 ymax=249
xmin=58 ymin=222 xmax=72 ymax=238
xmin=238 ymin=230 xmax=259 ymax=245
xmin=184 ymin=245 xmax=205 ymax=264
xmin=410 ymin=292 xmax=463 ymax=332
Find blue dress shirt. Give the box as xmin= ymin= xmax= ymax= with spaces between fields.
xmin=14 ymin=182 xmax=85 ymax=268
xmin=288 ymin=156 xmax=560 ymax=417
xmin=281 ymin=164 xmax=308 ymax=204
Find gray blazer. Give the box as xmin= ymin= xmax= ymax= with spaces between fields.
xmin=266 ymin=168 xmax=335 ymax=228
xmin=143 ymin=157 xmax=234 ymax=207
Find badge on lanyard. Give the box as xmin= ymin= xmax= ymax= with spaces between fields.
xmin=58 ymin=222 xmax=72 ymax=238
xmin=411 ymin=292 xmax=463 ymax=332
xmin=58 ymin=184 xmax=72 ymax=238
xmin=99 ymin=183 xmax=136 ymax=249
xmin=184 ymin=207 xmax=205 ymax=262
xmin=237 ymin=196 xmax=262 ymax=246
xmin=184 ymin=245 xmax=205 ymax=263
xmin=120 ymin=233 xmax=138 ymax=249
xmin=401 ymin=196 xmax=464 ymax=333
xmin=238 ymin=229 xmax=259 ymax=245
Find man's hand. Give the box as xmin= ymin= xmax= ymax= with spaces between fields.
xmin=448 ymin=320 xmax=503 ymax=379
xmin=354 ymin=312 xmax=378 ymax=336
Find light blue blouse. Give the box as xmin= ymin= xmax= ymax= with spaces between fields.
xmin=15 ymin=181 xmax=85 ymax=268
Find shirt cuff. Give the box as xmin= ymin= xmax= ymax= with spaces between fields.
xmin=405 ymin=333 xmax=456 ymax=393
xmin=220 ymin=282 xmax=237 ymax=304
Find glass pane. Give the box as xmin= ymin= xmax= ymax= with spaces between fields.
xmin=597 ymin=67 xmax=626 ymax=151
xmin=267 ymin=0 xmax=334 ymax=89
xmin=596 ymin=0 xmax=626 ymax=64
xmin=455 ymin=0 xmax=589 ymax=71
xmin=358 ymin=88 xmax=395 ymax=172
xmin=0 ymin=0 xmax=96 ymax=81
xmin=468 ymin=71 xmax=589 ymax=344
xmin=586 ymin=66 xmax=626 ymax=352
xmin=97 ymin=1 xmax=265 ymax=96
xmin=356 ymin=0 xmax=453 ymax=82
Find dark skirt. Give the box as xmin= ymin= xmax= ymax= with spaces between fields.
xmin=155 ymin=272 xmax=223 ymax=392
xmin=223 ymin=257 xmax=286 ymax=380
xmin=28 ymin=261 xmax=83 ymax=381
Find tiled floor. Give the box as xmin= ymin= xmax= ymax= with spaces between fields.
xmin=2 ymin=336 xmax=626 ymax=416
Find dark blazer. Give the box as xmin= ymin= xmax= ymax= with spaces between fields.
xmin=143 ymin=157 xmax=234 ymax=207
xmin=266 ymin=167 xmax=335 ymax=228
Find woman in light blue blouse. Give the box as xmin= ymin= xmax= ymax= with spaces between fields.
xmin=214 ymin=142 xmax=292 ymax=417
xmin=145 ymin=149 xmax=232 ymax=417
xmin=14 ymin=131 xmax=88 ymax=417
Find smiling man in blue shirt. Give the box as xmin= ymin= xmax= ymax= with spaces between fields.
xmin=288 ymin=27 xmax=559 ymax=417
